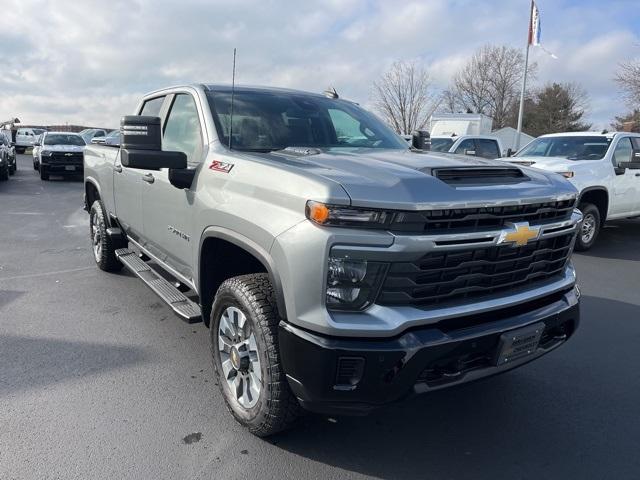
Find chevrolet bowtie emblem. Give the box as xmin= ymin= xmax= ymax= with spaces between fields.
xmin=499 ymin=222 xmax=540 ymax=247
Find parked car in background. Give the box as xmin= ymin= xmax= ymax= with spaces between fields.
xmin=506 ymin=131 xmax=640 ymax=250
xmin=32 ymin=134 xmax=44 ymax=170
xmin=15 ymin=128 xmax=45 ymax=153
xmin=79 ymin=128 xmax=107 ymax=144
xmin=1 ymin=130 xmax=17 ymax=175
xmin=36 ymin=131 xmax=86 ymax=180
xmin=90 ymin=129 xmax=120 ymax=145
xmin=430 ymin=134 xmax=504 ymax=159
xmin=0 ymin=133 xmax=12 ymax=181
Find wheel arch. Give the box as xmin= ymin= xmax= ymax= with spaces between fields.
xmin=578 ymin=186 xmax=609 ymax=223
xmin=198 ymin=227 xmax=287 ymax=327
xmin=84 ymin=177 xmax=102 ymax=211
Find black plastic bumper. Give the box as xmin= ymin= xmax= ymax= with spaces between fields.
xmin=279 ymin=289 xmax=579 ymax=416
xmin=41 ymin=163 xmax=83 ymax=175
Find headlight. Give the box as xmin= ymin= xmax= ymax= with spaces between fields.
xmin=556 ymin=171 xmax=574 ymax=179
xmin=41 ymin=150 xmax=53 ymax=156
xmin=326 ymin=255 xmax=387 ymax=311
xmin=306 ymin=200 xmax=392 ymax=228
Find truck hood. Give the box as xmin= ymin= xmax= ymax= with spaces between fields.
xmin=258 ymin=148 xmax=576 ymax=209
xmin=42 ymin=145 xmax=85 ymax=152
xmin=507 ymin=156 xmax=581 ymax=172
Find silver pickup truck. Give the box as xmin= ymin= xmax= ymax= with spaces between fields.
xmin=84 ymin=84 xmax=582 ymax=436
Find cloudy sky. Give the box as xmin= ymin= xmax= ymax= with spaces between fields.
xmin=1 ymin=0 xmax=638 ymax=129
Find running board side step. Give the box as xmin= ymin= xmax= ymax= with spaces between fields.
xmin=115 ymin=248 xmax=202 ymax=323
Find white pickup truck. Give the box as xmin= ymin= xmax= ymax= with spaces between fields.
xmin=507 ymin=131 xmax=640 ymax=250
xmin=430 ymin=135 xmax=504 ymax=159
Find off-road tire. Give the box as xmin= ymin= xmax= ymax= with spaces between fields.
xmin=575 ymin=202 xmax=600 ymax=251
xmin=89 ymin=201 xmax=122 ymax=272
xmin=0 ymin=165 xmax=8 ymax=181
xmin=210 ymin=274 xmax=301 ymax=437
xmin=40 ymin=166 xmax=49 ymax=180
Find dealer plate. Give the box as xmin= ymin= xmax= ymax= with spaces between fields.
xmin=65 ymin=166 xmax=76 ymax=171
xmin=496 ymin=322 xmax=545 ymax=365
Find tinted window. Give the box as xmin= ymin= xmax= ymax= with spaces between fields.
xmin=454 ymin=138 xmax=475 ymax=154
xmin=163 ymin=94 xmax=203 ymax=165
xmin=140 ymin=96 xmax=166 ymax=117
xmin=517 ymin=136 xmax=612 ymax=160
xmin=207 ymin=90 xmax=407 ymax=151
xmin=612 ymin=137 xmax=632 ymax=167
xmin=44 ymin=134 xmax=85 ymax=146
xmin=430 ymin=138 xmax=454 ymax=152
xmin=476 ymin=139 xmax=500 ymax=158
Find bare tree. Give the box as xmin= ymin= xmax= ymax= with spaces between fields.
xmin=372 ymin=61 xmax=441 ymax=134
xmin=451 ymin=45 xmax=535 ymax=129
xmin=615 ymin=59 xmax=640 ymax=105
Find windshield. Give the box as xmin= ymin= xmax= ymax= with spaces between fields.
xmin=44 ymin=134 xmax=85 ymax=146
xmin=430 ymin=138 xmax=455 ymax=152
xmin=206 ymin=90 xmax=408 ymax=151
xmin=516 ymin=136 xmax=612 ymax=160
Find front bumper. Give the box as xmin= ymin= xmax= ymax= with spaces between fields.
xmin=40 ymin=162 xmax=83 ymax=175
xmin=279 ymin=287 xmax=579 ymax=415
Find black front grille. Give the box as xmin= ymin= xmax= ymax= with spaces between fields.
xmin=50 ymin=152 xmax=84 ymax=164
xmin=388 ymin=199 xmax=575 ymax=235
xmin=378 ymin=232 xmax=574 ymax=307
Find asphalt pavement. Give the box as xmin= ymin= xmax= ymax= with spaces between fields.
xmin=1 ymin=154 xmax=639 ymax=479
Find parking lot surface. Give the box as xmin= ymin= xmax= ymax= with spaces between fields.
xmin=1 ymin=154 xmax=639 ymax=479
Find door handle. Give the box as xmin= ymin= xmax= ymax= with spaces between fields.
xmin=635 ymin=173 xmax=640 ymax=177
xmin=142 ymin=173 xmax=155 ymax=184
xmin=114 ymin=164 xmax=123 ymax=173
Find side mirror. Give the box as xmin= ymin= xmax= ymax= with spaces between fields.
xmin=506 ymin=148 xmax=514 ymax=157
xmin=120 ymin=115 xmax=187 ymax=170
xmin=464 ymin=149 xmax=477 ymax=156
xmin=412 ymin=130 xmax=431 ymax=150
xmin=619 ymin=161 xmax=640 ymax=170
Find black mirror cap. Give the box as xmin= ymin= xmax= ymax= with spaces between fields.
xmin=506 ymin=148 xmax=514 ymax=157
xmin=412 ymin=130 xmax=431 ymax=150
xmin=121 ymin=149 xmax=187 ymax=170
xmin=169 ymin=167 xmax=196 ymax=189
xmin=121 ymin=115 xmax=161 ymax=151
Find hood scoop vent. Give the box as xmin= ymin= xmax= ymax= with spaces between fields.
xmin=278 ymin=147 xmax=322 ymax=156
xmin=433 ymin=167 xmax=528 ymax=186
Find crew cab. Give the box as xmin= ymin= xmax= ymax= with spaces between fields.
xmin=36 ymin=131 xmax=86 ymax=180
xmin=506 ymin=131 xmax=640 ymax=250
xmin=84 ymin=84 xmax=581 ymax=436
xmin=430 ymin=134 xmax=504 ymax=159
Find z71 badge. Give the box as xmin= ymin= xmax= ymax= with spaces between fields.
xmin=209 ymin=160 xmax=234 ymax=173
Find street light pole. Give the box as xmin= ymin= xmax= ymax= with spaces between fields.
xmin=515 ymin=0 xmax=534 ymax=151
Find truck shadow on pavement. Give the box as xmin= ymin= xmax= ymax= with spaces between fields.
xmin=0 ymin=334 xmax=147 ymax=396
xmin=270 ymin=294 xmax=640 ymax=479
xmin=581 ymin=219 xmax=640 ymax=261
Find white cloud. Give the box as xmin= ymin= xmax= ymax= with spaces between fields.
xmin=0 ymin=0 xmax=638 ymax=129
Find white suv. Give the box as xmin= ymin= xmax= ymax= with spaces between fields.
xmin=507 ymin=131 xmax=640 ymax=250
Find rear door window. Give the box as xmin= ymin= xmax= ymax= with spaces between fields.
xmin=476 ymin=139 xmax=501 ymax=158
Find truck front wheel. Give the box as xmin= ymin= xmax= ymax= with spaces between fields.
xmin=575 ymin=203 xmax=600 ymax=251
xmin=210 ymin=274 xmax=301 ymax=437
xmin=89 ymin=201 xmax=122 ymax=272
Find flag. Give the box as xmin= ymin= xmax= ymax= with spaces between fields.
xmin=528 ymin=1 xmax=541 ymax=46
xmin=527 ymin=1 xmax=557 ymax=58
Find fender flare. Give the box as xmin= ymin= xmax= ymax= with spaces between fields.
xmin=577 ymin=186 xmax=609 ymax=218
xmin=84 ymin=176 xmax=103 ymax=209
xmin=197 ymin=226 xmax=288 ymax=319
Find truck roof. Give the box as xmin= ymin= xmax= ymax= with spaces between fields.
xmin=538 ymin=131 xmax=640 ymax=139
xmin=144 ymin=83 xmax=341 ymax=101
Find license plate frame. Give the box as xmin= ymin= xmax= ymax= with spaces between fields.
xmin=65 ymin=165 xmax=76 ymax=171
xmin=496 ymin=322 xmax=545 ymax=366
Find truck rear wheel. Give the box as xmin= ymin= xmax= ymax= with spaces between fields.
xmin=210 ymin=274 xmax=301 ymax=437
xmin=575 ymin=203 xmax=600 ymax=251
xmin=89 ymin=201 xmax=122 ymax=272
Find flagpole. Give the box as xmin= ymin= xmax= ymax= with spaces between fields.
xmin=515 ymin=0 xmax=534 ymax=151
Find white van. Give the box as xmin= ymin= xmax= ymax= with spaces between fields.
xmin=15 ymin=128 xmax=46 ymax=153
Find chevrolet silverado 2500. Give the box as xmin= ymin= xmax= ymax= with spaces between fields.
xmin=84 ymin=84 xmax=581 ymax=436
